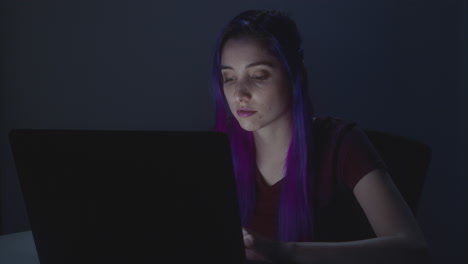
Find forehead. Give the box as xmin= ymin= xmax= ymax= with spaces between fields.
xmin=220 ymin=37 xmax=277 ymax=67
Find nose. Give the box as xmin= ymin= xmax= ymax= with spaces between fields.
xmin=233 ymin=81 xmax=251 ymax=102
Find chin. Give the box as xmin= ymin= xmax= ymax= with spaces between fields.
xmin=240 ymin=127 xmax=256 ymax=132
xmin=238 ymin=121 xmax=259 ymax=132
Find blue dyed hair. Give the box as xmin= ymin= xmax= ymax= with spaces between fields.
xmin=212 ymin=10 xmax=315 ymax=242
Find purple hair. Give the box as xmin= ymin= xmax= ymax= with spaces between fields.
xmin=212 ymin=10 xmax=315 ymax=242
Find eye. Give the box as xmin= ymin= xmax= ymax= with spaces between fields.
xmin=250 ymin=70 xmax=270 ymax=81
xmin=223 ymin=76 xmax=236 ymax=84
xmin=251 ymin=74 xmax=268 ymax=81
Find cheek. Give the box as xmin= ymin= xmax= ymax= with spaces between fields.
xmin=229 ymin=96 xmax=237 ymax=110
xmin=223 ymin=90 xmax=234 ymax=110
xmin=276 ymin=88 xmax=291 ymax=109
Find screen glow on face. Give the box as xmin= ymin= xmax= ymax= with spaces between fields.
xmin=220 ymin=37 xmax=292 ymax=132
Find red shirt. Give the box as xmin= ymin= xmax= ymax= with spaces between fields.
xmin=245 ymin=115 xmax=388 ymax=242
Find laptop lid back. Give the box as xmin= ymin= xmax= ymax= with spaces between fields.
xmin=9 ymin=129 xmax=245 ymax=264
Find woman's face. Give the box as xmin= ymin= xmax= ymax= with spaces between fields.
xmin=220 ymin=37 xmax=292 ymax=132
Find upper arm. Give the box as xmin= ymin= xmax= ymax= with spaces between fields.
xmin=353 ymin=168 xmax=426 ymax=244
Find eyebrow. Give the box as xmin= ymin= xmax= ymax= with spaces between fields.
xmin=221 ymin=61 xmax=275 ymax=70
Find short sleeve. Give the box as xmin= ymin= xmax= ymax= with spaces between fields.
xmin=336 ymin=125 xmax=388 ymax=190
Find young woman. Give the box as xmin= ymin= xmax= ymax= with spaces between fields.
xmin=212 ymin=10 xmax=429 ymax=264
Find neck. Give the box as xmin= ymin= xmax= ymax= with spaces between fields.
xmin=253 ymin=111 xmax=293 ymax=167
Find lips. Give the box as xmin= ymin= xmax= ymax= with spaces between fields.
xmin=237 ymin=108 xmax=257 ymax=117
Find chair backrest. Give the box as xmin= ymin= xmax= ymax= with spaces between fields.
xmin=363 ymin=129 xmax=432 ymax=215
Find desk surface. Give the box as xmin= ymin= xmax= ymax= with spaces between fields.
xmin=0 ymin=230 xmax=39 ymax=264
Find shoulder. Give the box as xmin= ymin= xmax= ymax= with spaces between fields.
xmin=312 ymin=115 xmax=359 ymax=142
xmin=312 ymin=115 xmax=387 ymax=189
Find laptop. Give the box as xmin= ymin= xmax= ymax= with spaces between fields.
xmin=9 ymin=129 xmax=246 ymax=264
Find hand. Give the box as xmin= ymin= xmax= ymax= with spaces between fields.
xmin=242 ymin=228 xmax=269 ymax=262
xmin=242 ymin=228 xmax=290 ymax=263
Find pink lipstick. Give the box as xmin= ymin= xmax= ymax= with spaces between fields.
xmin=237 ymin=108 xmax=257 ymax=117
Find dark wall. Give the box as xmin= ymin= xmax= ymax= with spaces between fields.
xmin=1 ymin=0 xmax=465 ymax=263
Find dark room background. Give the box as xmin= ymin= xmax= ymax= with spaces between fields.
xmin=1 ymin=0 xmax=466 ymax=263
